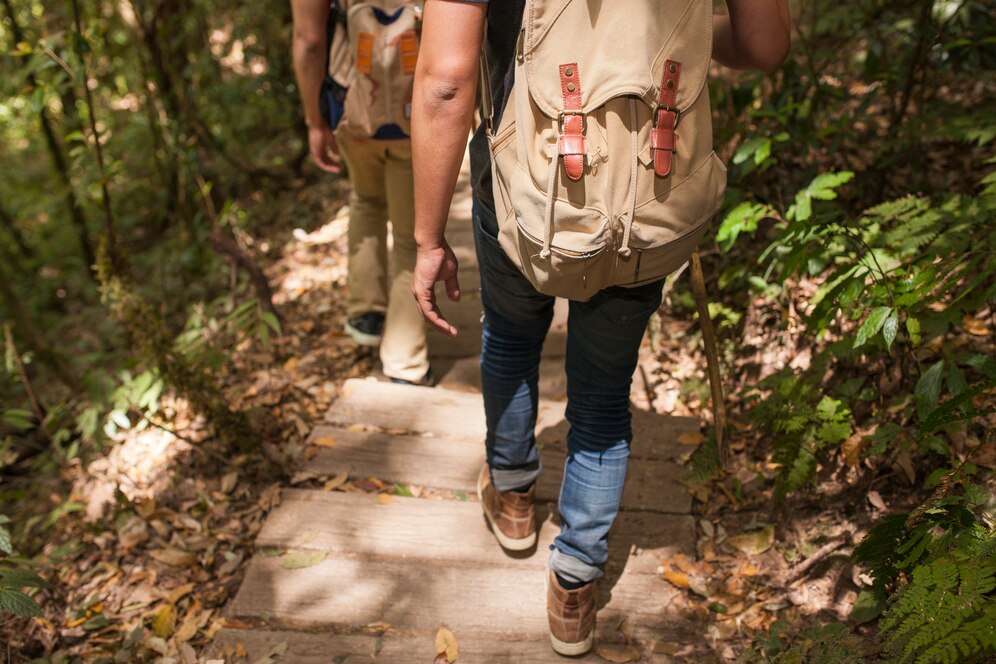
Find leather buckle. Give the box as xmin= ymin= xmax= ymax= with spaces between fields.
xmin=558 ymin=110 xmax=587 ymax=133
xmin=654 ymin=103 xmax=681 ymax=128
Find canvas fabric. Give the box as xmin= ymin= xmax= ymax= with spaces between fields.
xmin=328 ymin=0 xmax=423 ymax=138
xmin=485 ymin=0 xmax=727 ymax=301
xmin=338 ymin=130 xmax=429 ymax=383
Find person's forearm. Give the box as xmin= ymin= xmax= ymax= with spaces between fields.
xmin=291 ymin=0 xmax=330 ymax=127
xmin=713 ymin=0 xmax=790 ymax=72
xmin=412 ymin=3 xmax=484 ymax=249
xmin=293 ymin=39 xmax=327 ymax=127
xmin=412 ymin=77 xmax=478 ymax=248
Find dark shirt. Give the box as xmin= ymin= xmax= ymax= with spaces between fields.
xmin=455 ymin=0 xmax=525 ymax=208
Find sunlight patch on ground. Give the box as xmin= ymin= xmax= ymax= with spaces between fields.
xmin=78 ymin=406 xmax=197 ymax=521
xmin=273 ymin=209 xmax=350 ymax=305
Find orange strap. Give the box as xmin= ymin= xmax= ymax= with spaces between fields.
xmin=652 ymin=60 xmax=681 ymax=177
xmin=356 ymin=32 xmax=374 ymax=75
xmin=558 ymin=63 xmax=585 ymax=182
xmin=399 ymin=31 xmax=418 ymax=75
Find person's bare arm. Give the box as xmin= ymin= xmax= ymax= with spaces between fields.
xmin=713 ymin=0 xmax=790 ymax=72
xmin=410 ymin=0 xmax=486 ymax=336
xmin=291 ymin=0 xmax=341 ymax=173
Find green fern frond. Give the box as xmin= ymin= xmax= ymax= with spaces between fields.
xmin=880 ymin=557 xmax=996 ymax=664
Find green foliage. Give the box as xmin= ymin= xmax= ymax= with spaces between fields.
xmin=0 ymin=515 xmax=45 ymax=618
xmin=747 ymin=370 xmax=853 ymax=497
xmin=853 ymin=486 xmax=992 ymax=598
xmin=852 ymin=476 xmax=995 ymax=662
xmin=879 ymin=557 xmax=995 ymax=664
xmin=741 ymin=620 xmax=868 ymax=664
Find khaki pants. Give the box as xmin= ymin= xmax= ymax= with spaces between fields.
xmin=337 ymin=131 xmax=429 ymax=382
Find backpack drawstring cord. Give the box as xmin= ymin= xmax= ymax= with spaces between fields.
xmin=618 ymin=99 xmax=640 ymax=258
xmin=541 ymin=136 xmax=559 ymax=259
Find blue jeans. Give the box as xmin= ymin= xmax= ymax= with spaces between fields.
xmin=473 ymin=197 xmax=664 ymax=584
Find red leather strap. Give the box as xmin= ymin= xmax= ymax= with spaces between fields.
xmin=653 ymin=59 xmax=681 ymax=177
xmin=558 ymin=63 xmax=585 ymax=181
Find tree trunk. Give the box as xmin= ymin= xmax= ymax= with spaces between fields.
xmin=0 ymin=200 xmax=33 ymax=260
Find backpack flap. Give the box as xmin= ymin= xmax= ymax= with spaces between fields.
xmin=339 ymin=1 xmax=422 ymax=138
xmin=490 ymin=0 xmax=726 ymax=301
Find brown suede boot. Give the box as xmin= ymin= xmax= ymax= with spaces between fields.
xmin=476 ymin=465 xmax=537 ymax=551
xmin=546 ymin=570 xmax=596 ymax=655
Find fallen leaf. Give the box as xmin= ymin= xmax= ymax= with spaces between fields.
xmin=739 ymin=563 xmax=759 ymax=577
xmin=165 ymin=582 xmax=196 ymax=605
xmin=279 ymin=550 xmax=328 ymax=570
xmin=668 ymin=553 xmax=695 ymax=574
xmin=282 ymin=357 xmax=300 ymax=373
xmin=377 ymin=493 xmax=393 ymax=505
xmin=962 ymin=316 xmax=988 ymax=336
xmin=661 ymin=570 xmax=690 ymax=589
xmin=354 ymin=477 xmax=384 ymax=492
xmin=677 ymin=431 xmax=705 ymax=446
xmin=867 ymin=490 xmax=887 ymax=511
xmin=220 ymin=618 xmax=253 ymax=630
xmin=726 ymin=525 xmax=775 ymax=556
xmin=149 ymin=548 xmax=197 ymax=568
xmin=841 ymin=434 xmax=869 ymax=466
xmin=323 ymin=473 xmax=349 ymax=491
xmin=290 ymin=470 xmax=322 ymax=485
xmin=365 ymin=621 xmax=392 ymax=634
xmin=894 ymin=450 xmax=916 ymax=484
xmin=312 ymin=435 xmax=336 ymax=448
xmin=220 ymin=471 xmax=239 ymax=494
xmin=151 ymin=604 xmax=177 ymax=639
xmin=135 ymin=498 xmax=157 ymax=520
xmin=434 ymin=626 xmax=459 ymax=663
xmin=174 ymin=614 xmax=200 ymax=643
xmin=594 ymin=644 xmax=641 ymax=662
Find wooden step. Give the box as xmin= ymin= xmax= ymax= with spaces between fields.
xmin=325 ymin=379 xmax=699 ymax=450
xmin=304 ymin=427 xmax=691 ymax=514
xmin=227 ymin=553 xmax=681 ymax=640
xmin=211 ymin=627 xmax=660 ymax=663
xmin=257 ymin=490 xmax=694 ymax=576
xmin=434 ymin=356 xmax=568 ymax=399
xmin=325 ymin=379 xmax=567 ymax=440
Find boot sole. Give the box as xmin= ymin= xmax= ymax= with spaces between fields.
xmin=344 ymin=322 xmax=382 ymax=347
xmin=549 ymin=631 xmax=594 ymax=657
xmin=476 ymin=473 xmax=537 ymax=551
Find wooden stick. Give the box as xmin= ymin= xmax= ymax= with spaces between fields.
xmin=787 ymin=538 xmax=849 ymax=583
xmin=4 ymin=324 xmax=53 ymax=446
xmin=689 ymin=250 xmax=728 ymax=465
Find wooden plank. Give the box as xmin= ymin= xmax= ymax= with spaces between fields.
xmin=433 ymin=355 xmax=568 ymax=400
xmin=304 ymin=427 xmax=690 ymax=513
xmin=325 ymin=380 xmax=697 ymax=450
xmin=307 ymin=426 xmax=483 ymax=491
xmin=210 ymin=627 xmax=669 ymax=663
xmin=257 ymin=490 xmax=694 ymax=575
xmin=325 ymin=380 xmax=566 ymax=440
xmin=228 ymin=554 xmax=681 ymax=640
xmin=535 ymin=452 xmax=692 ymax=515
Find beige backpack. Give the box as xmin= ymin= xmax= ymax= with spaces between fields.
xmin=326 ymin=0 xmax=422 ymax=138
xmin=484 ymin=0 xmax=727 ymax=301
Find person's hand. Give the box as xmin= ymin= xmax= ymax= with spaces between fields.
xmin=412 ymin=241 xmax=461 ymax=336
xmin=308 ymin=122 xmax=342 ymax=173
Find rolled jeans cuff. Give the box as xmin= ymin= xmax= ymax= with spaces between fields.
xmin=491 ymin=465 xmax=542 ymax=493
xmin=548 ymin=548 xmax=603 ymax=584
